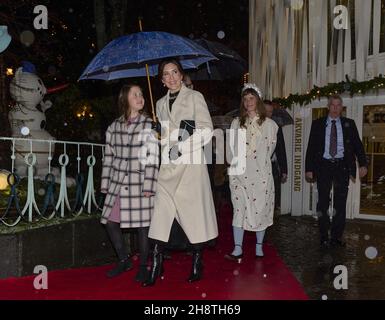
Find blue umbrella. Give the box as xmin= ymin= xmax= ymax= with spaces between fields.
xmin=79 ymin=31 xmax=217 ymax=81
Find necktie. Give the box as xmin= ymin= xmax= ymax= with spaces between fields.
xmin=329 ymin=120 xmax=337 ymax=158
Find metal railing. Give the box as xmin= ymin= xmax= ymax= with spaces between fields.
xmin=0 ymin=136 xmax=105 ymax=227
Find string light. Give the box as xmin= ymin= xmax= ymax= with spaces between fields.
xmin=6 ymin=68 xmax=13 ymax=76
xmin=243 ymin=72 xmax=249 ymax=84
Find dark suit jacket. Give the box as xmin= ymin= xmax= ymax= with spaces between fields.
xmin=305 ymin=116 xmax=367 ymax=179
xmin=272 ymin=127 xmax=288 ymax=175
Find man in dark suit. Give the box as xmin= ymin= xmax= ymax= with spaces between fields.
xmin=265 ymin=101 xmax=288 ymax=209
xmin=305 ymin=95 xmax=367 ymax=248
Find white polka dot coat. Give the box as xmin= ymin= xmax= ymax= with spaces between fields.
xmin=228 ymin=117 xmax=278 ymax=232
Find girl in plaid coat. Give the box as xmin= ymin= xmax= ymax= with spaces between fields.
xmin=100 ymin=84 xmax=159 ymax=282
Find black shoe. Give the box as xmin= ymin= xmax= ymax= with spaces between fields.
xmin=224 ymin=253 xmax=243 ymax=263
xmin=106 ymin=258 xmax=132 ymax=278
xmin=330 ymin=239 xmax=346 ymax=248
xmin=320 ymin=240 xmax=330 ymax=249
xmin=142 ymin=244 xmax=164 ymax=287
xmin=224 ymin=245 xmax=243 ymax=263
xmin=187 ymin=251 xmax=203 ymax=283
xmin=135 ymin=265 xmax=149 ymax=283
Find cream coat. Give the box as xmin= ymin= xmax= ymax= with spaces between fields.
xmin=148 ymin=85 xmax=218 ymax=244
xmin=228 ymin=117 xmax=278 ymax=232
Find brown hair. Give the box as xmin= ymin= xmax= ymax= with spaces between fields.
xmin=118 ymin=84 xmax=144 ymax=121
xmin=158 ymin=58 xmax=185 ymax=80
xmin=239 ymin=88 xmax=266 ymax=127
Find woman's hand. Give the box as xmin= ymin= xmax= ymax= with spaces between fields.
xmin=143 ymin=192 xmax=155 ymax=198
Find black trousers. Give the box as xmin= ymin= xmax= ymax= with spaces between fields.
xmin=316 ymin=159 xmax=350 ymax=242
xmin=272 ymin=161 xmax=281 ymax=208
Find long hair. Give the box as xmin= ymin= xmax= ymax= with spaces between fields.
xmin=118 ymin=84 xmax=145 ymax=121
xmin=239 ymin=88 xmax=266 ymax=128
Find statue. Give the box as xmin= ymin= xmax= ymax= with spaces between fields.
xmin=8 ymin=62 xmax=60 ymax=180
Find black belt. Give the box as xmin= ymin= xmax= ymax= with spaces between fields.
xmin=322 ymin=157 xmax=345 ymax=164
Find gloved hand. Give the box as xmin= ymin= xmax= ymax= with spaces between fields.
xmin=169 ymin=145 xmax=182 ymax=161
xmin=151 ymin=119 xmax=161 ymax=135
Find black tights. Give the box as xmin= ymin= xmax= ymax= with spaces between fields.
xmin=106 ymin=221 xmax=149 ymax=266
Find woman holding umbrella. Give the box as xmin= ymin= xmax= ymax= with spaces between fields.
xmin=143 ymin=58 xmax=218 ymax=286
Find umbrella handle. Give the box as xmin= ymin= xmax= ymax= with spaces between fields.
xmin=139 ymin=18 xmax=156 ymax=123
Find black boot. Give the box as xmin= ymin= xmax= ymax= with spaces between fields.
xmin=135 ymin=265 xmax=149 ymax=283
xmin=106 ymin=257 xmax=132 ymax=278
xmin=187 ymin=251 xmax=203 ymax=283
xmin=142 ymin=244 xmax=164 ymax=287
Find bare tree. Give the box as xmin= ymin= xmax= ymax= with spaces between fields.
xmin=93 ymin=0 xmax=129 ymax=50
xmin=94 ymin=0 xmax=107 ymax=50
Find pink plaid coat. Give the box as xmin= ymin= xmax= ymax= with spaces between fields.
xmin=100 ymin=114 xmax=159 ymax=228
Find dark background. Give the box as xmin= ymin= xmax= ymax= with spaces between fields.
xmin=0 ymin=0 xmax=248 ymax=142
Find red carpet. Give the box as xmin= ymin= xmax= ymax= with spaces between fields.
xmin=0 ymin=203 xmax=308 ymax=300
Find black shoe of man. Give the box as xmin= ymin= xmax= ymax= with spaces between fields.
xmin=330 ymin=239 xmax=346 ymax=248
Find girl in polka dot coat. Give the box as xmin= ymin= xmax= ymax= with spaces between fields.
xmin=225 ymin=84 xmax=278 ymax=262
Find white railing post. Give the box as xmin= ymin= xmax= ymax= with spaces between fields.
xmin=0 ymin=136 xmax=105 ymax=226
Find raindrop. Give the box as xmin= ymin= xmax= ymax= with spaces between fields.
xmin=38 ymin=188 xmax=45 ymax=196
xmin=321 ymin=295 xmax=328 ymax=300
xmin=20 ymin=30 xmax=35 ymax=47
xmin=63 ymin=122 xmax=68 ymax=127
xmin=365 ymin=247 xmax=378 ymax=260
xmin=202 ymin=33 xmax=208 ymax=38
xmin=263 ymin=274 xmax=267 ymax=278
xmin=291 ymin=0 xmax=304 ymax=10
xmin=89 ymin=49 xmax=94 ymax=54
xmin=233 ymin=270 xmax=239 ymax=276
xmin=364 ymin=235 xmax=370 ymax=241
xmin=197 ymin=3 xmax=202 ymax=7
xmin=102 ymin=66 xmax=109 ymax=72
xmin=217 ymin=30 xmax=225 ymax=39
xmin=189 ymin=33 xmax=194 ymax=39
xmin=225 ymin=278 xmax=229 ymax=282
xmin=21 ymin=127 xmax=30 ymax=136
xmin=69 ymin=8 xmax=74 ymax=13
xmin=132 ymin=255 xmax=138 ymax=261
xmin=201 ymin=293 xmax=207 ymax=298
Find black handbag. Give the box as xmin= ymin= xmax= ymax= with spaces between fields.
xmin=178 ymin=120 xmax=195 ymax=141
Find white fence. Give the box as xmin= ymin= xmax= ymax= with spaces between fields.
xmin=0 ymin=136 xmax=105 ymax=227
